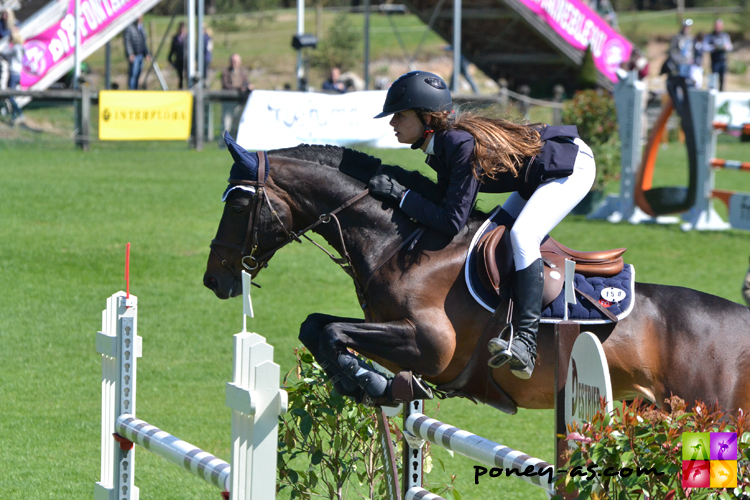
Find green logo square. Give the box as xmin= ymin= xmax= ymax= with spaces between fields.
xmin=682 ymin=432 xmax=711 ymax=461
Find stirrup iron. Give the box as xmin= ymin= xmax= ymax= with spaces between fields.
xmin=487 ymin=323 xmax=515 ymax=369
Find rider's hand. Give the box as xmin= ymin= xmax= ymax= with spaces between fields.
xmin=368 ymin=174 xmax=407 ymax=202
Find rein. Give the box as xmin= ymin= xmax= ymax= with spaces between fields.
xmin=210 ymin=151 xmax=374 ymax=303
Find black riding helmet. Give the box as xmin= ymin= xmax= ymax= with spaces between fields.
xmin=374 ymin=71 xmax=452 ymax=119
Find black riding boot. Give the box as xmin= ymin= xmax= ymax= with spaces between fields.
xmin=487 ymin=258 xmax=544 ymax=379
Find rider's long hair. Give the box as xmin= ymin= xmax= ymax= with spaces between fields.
xmin=419 ymin=110 xmax=543 ymax=180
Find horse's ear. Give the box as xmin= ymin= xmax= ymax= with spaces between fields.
xmin=224 ymin=131 xmax=261 ymax=181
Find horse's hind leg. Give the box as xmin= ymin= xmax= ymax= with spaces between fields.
xmin=299 ymin=313 xmax=364 ymax=400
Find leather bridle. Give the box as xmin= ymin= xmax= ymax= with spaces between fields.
xmin=209 ymin=151 xmax=372 ymax=291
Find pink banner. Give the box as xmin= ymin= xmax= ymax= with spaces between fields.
xmin=20 ymin=0 xmax=147 ymax=88
xmin=516 ymin=0 xmax=631 ymax=82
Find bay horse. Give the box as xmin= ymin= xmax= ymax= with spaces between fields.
xmin=204 ymin=141 xmax=750 ymax=414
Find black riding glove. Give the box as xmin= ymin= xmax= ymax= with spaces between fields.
xmin=368 ymin=174 xmax=407 ymax=203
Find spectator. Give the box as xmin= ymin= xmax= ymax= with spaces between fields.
xmin=692 ymin=32 xmax=705 ymax=88
xmin=168 ymin=22 xmax=186 ymax=89
xmin=221 ymin=53 xmax=252 ymax=143
xmin=0 ymin=9 xmax=19 ymax=91
xmin=595 ymin=0 xmax=618 ymax=29
xmin=322 ymin=67 xmax=348 ymax=93
xmin=123 ymin=15 xmax=151 ymax=90
xmin=661 ymin=19 xmax=694 ymax=115
xmin=1 ymin=30 xmax=25 ymax=125
xmin=203 ymin=26 xmax=213 ymax=86
xmin=704 ymin=18 xmax=733 ymax=91
xmin=625 ymin=47 xmax=649 ymax=80
xmin=742 ymin=255 xmax=750 ymax=306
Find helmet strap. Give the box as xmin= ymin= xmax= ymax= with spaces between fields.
xmin=410 ymin=110 xmax=434 ymax=150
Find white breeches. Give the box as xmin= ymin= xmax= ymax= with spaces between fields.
xmin=501 ymin=138 xmax=596 ymax=271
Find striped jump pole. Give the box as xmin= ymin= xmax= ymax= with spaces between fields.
xmin=712 ymin=122 xmax=750 ymax=135
xmin=404 ymin=486 xmax=447 ymax=500
xmin=404 ymin=412 xmax=556 ymax=495
xmin=116 ymin=414 xmax=231 ymax=492
xmin=711 ymin=158 xmax=750 ymax=171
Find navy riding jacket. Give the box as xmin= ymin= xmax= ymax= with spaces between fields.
xmin=399 ymin=124 xmax=580 ymax=236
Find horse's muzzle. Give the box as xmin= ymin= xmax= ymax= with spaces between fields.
xmin=203 ymin=272 xmax=240 ymax=300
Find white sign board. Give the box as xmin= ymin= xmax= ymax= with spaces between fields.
xmin=565 ymin=331 xmax=613 ymax=446
xmin=714 ymin=92 xmax=750 ymax=130
xmin=236 ymin=90 xmax=409 ymax=151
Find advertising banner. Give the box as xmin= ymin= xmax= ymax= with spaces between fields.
xmin=516 ymin=0 xmax=632 ymax=82
xmin=714 ymin=91 xmax=750 ymax=129
xmin=20 ymin=0 xmax=151 ymax=88
xmin=98 ymin=91 xmax=193 ymax=140
xmin=235 ymin=90 xmax=408 ymax=150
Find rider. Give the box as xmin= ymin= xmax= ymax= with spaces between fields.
xmin=369 ymin=71 xmax=596 ymax=379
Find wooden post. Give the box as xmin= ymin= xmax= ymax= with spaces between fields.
xmin=80 ymin=87 xmax=90 ymax=151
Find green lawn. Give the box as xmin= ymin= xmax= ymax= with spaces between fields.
xmin=1 ymin=136 xmax=749 ymax=499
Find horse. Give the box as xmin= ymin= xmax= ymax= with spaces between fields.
xmin=204 ymin=140 xmax=750 ymax=414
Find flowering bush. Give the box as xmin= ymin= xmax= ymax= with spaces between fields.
xmin=557 ymin=396 xmax=750 ymax=500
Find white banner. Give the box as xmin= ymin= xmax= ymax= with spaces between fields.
xmin=236 ymin=90 xmax=408 ymax=150
xmin=715 ymin=92 xmax=750 ymax=129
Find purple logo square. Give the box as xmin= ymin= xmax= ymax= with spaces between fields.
xmin=710 ymin=432 xmax=738 ymax=460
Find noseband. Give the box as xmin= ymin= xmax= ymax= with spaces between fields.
xmin=209 ymin=151 xmax=371 ymax=286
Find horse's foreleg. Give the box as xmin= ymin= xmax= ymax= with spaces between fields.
xmin=299 ymin=313 xmax=365 ymax=400
xmin=315 ymin=318 xmax=447 ymax=403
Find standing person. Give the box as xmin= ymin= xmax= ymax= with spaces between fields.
xmin=704 ymin=19 xmax=733 ymax=91
xmin=662 ymin=19 xmax=695 ymax=115
xmin=0 ymin=9 xmax=19 ymax=91
xmin=322 ymin=66 xmax=347 ymax=93
xmin=203 ymin=25 xmax=213 ymax=86
xmin=220 ymin=54 xmax=252 ymax=143
xmin=369 ymin=71 xmax=596 ymax=379
xmin=167 ymin=22 xmax=186 ymax=89
xmin=1 ymin=30 xmax=25 ymax=125
xmin=123 ymin=15 xmax=151 ymax=90
xmin=692 ymin=32 xmax=705 ymax=89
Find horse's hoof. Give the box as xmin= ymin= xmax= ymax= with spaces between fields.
xmin=337 ymin=353 xmax=388 ymax=398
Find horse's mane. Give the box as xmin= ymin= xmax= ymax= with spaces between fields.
xmin=269 ymin=143 xmax=488 ymax=231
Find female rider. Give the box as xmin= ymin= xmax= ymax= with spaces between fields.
xmin=368 ymin=71 xmax=595 ymax=380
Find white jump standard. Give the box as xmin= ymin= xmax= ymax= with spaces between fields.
xmin=95 ymin=290 xmax=287 ymax=500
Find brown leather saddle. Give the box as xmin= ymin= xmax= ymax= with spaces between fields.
xmin=475 ymin=225 xmax=626 ymax=306
xmin=434 ymin=225 xmax=627 ymax=415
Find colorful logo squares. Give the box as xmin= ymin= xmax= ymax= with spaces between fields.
xmin=681 ymin=432 xmax=738 ymax=489
xmin=710 ymin=461 xmax=737 ymax=488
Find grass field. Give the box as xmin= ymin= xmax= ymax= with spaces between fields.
xmin=1 ymin=136 xmax=750 ymax=500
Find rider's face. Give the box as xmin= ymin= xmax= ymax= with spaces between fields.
xmin=389 ymin=110 xmax=423 ymax=145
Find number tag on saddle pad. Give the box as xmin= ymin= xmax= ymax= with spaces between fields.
xmin=601 ymin=287 xmax=626 ymax=303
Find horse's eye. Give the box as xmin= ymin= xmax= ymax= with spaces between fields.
xmin=232 ymin=205 xmax=245 ymax=214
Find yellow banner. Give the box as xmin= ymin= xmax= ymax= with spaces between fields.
xmin=99 ymin=91 xmax=193 ymax=141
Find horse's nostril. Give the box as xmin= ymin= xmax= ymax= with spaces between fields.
xmin=204 ymin=275 xmax=218 ymax=291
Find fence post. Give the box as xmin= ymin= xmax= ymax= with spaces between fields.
xmin=80 ymin=86 xmax=90 ymax=151
xmin=552 ymin=84 xmax=564 ymax=125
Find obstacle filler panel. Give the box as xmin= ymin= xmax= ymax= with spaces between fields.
xmin=563 ymin=332 xmax=614 ymax=442
xmin=95 ymin=291 xmax=287 ymax=500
